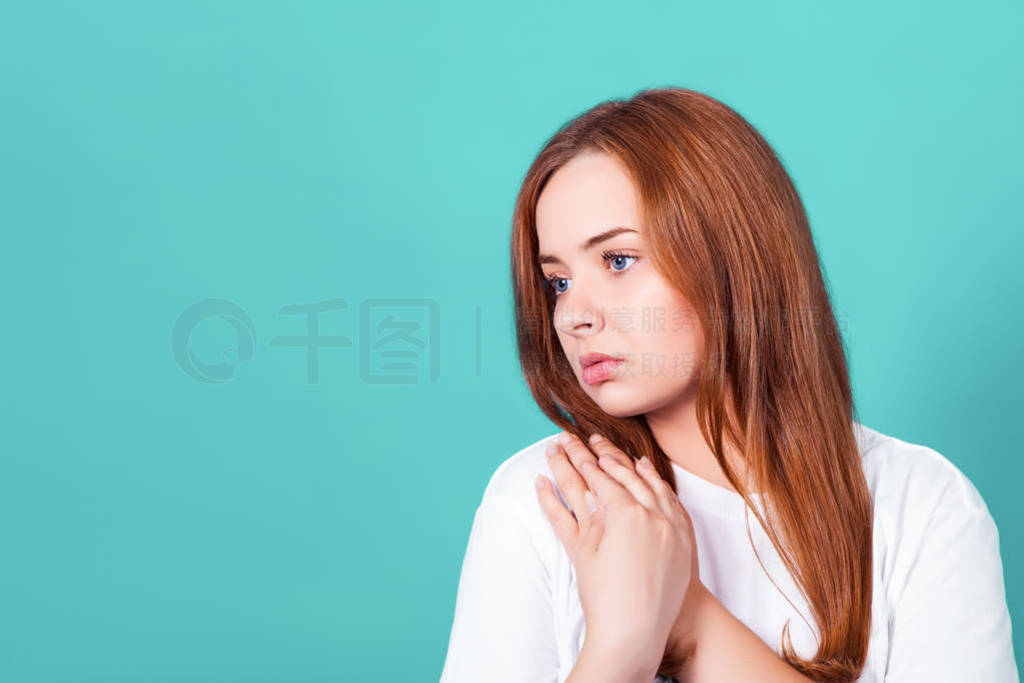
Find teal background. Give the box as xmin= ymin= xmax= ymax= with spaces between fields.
xmin=2 ymin=1 xmax=1020 ymax=679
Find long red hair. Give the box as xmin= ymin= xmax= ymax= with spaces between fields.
xmin=511 ymin=87 xmax=872 ymax=681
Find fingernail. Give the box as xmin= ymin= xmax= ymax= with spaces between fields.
xmin=546 ymin=440 xmax=559 ymax=455
xmin=638 ymin=455 xmax=652 ymax=469
xmin=535 ymin=474 xmax=546 ymax=489
xmin=557 ymin=432 xmax=571 ymax=446
xmin=588 ymin=433 xmax=601 ymax=444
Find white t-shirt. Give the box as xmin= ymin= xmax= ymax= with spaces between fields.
xmin=439 ymin=422 xmax=1018 ymax=682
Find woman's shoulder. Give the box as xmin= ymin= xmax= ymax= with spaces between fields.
xmin=476 ymin=422 xmax=999 ymax=558
xmin=479 ymin=431 xmax=562 ymax=504
xmin=853 ymin=420 xmax=991 ymax=518
xmin=472 ymin=431 xmax=564 ymax=561
xmin=853 ymin=423 xmax=1016 ymax=678
xmin=853 ymin=421 xmax=1003 ymax=600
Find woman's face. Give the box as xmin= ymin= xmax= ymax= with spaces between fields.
xmin=535 ymin=150 xmax=704 ymax=419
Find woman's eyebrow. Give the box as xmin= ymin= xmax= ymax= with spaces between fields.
xmin=537 ymin=226 xmax=638 ymax=265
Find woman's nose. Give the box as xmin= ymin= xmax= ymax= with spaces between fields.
xmin=552 ymin=284 xmax=606 ymax=337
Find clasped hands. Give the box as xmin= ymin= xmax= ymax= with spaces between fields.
xmin=535 ymin=431 xmax=706 ymax=676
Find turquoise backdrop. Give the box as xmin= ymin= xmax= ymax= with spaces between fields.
xmin=2 ymin=1 xmax=1020 ymax=679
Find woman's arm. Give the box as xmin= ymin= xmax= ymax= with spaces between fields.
xmin=439 ymin=492 xmax=560 ymax=682
xmin=672 ymin=582 xmax=813 ymax=683
xmin=881 ymin=459 xmax=1018 ymax=681
xmin=563 ymin=582 xmax=814 ymax=683
xmin=565 ymin=639 xmax=663 ymax=683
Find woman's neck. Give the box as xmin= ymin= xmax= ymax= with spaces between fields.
xmin=644 ymin=391 xmax=750 ymax=494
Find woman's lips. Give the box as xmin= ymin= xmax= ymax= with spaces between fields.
xmin=582 ymin=358 xmax=626 ymax=384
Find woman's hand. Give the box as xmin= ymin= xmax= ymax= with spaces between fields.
xmin=535 ymin=431 xmax=703 ymax=675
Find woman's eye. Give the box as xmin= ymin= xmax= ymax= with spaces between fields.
xmin=542 ymin=252 xmax=639 ymax=297
xmin=546 ymin=276 xmax=570 ymax=295
xmin=608 ymin=254 xmax=638 ymax=272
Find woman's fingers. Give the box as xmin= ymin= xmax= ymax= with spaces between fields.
xmin=555 ymin=433 xmax=600 ymax=475
xmin=633 ymin=454 xmax=686 ymax=521
xmin=545 ymin=439 xmax=593 ymax=530
xmin=578 ymin=483 xmax=606 ymax=553
xmin=587 ymin=433 xmax=660 ymax=511
xmin=571 ymin=450 xmax=635 ymax=510
xmin=547 ymin=431 xmax=631 ymax=504
xmin=585 ymin=433 xmax=633 ymax=468
xmin=535 ymin=473 xmax=581 ymax=554
xmin=558 ymin=434 xmax=631 ymax=508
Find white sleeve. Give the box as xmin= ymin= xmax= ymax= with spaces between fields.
xmin=440 ymin=491 xmax=560 ymax=682
xmin=884 ymin=469 xmax=1019 ymax=681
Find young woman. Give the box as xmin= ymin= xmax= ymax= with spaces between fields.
xmin=439 ymin=87 xmax=1018 ymax=682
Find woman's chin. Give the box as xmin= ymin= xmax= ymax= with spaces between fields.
xmin=585 ymin=387 xmax=648 ymax=418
